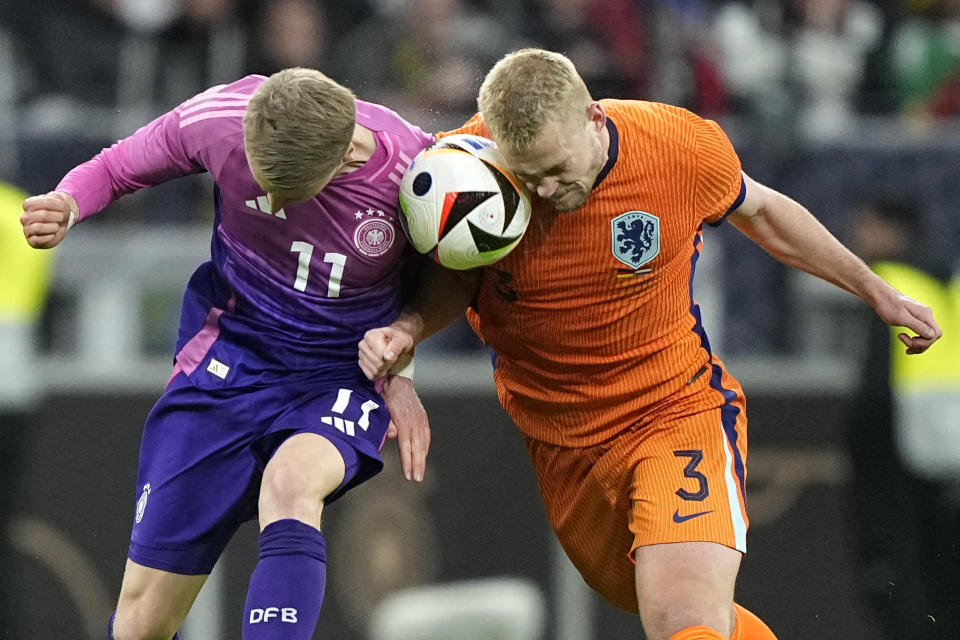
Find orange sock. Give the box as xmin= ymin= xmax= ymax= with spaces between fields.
xmin=668 ymin=627 xmax=725 ymax=640
xmin=732 ymin=603 xmax=777 ymax=640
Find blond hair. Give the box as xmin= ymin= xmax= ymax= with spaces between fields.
xmin=478 ymin=49 xmax=592 ymax=152
xmin=243 ymin=68 xmax=356 ymax=199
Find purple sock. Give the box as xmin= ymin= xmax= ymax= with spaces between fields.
xmin=108 ymin=611 xmax=179 ymax=639
xmin=243 ymin=519 xmax=327 ymax=640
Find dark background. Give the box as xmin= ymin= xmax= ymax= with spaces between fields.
xmin=2 ymin=387 xmax=878 ymax=639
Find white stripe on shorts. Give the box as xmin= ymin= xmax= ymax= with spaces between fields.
xmin=720 ymin=424 xmax=748 ymax=552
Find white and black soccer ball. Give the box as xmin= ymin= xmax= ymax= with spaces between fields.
xmin=399 ymin=134 xmax=532 ymax=270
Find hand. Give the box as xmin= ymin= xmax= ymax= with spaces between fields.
xmin=21 ymin=191 xmax=77 ymax=249
xmin=358 ymin=325 xmax=416 ymax=380
xmin=380 ymin=375 xmax=430 ymax=482
xmin=872 ymin=287 xmax=942 ymax=354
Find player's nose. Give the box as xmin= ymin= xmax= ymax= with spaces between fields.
xmin=536 ymin=179 xmax=558 ymax=199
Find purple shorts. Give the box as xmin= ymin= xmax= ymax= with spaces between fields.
xmin=127 ymin=370 xmax=390 ymax=575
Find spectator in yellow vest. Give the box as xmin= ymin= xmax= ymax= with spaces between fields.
xmin=847 ymin=197 xmax=958 ymax=640
xmin=0 ymin=180 xmax=56 ymax=632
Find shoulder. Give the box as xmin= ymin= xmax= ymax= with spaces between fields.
xmin=602 ymin=99 xmax=704 ymax=137
xmin=439 ymin=113 xmax=490 ymax=139
xmin=166 ymin=75 xmax=266 ymax=179
xmin=174 ymin=75 xmax=265 ymax=141
xmin=603 ymin=99 xmax=733 ymax=158
xmin=602 ymin=99 xmax=702 ymax=162
xmin=356 ymin=100 xmax=434 ymax=148
xmin=171 ymin=76 xmax=266 ymax=168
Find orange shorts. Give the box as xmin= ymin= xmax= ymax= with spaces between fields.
xmin=525 ymin=389 xmax=749 ymax=613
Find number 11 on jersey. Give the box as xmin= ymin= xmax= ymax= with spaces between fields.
xmin=290 ymin=241 xmax=346 ymax=298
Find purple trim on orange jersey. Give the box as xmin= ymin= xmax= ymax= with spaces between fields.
xmin=687 ymin=230 xmax=747 ymax=499
xmin=174 ymin=295 xmax=236 ymax=375
xmin=592 ymin=118 xmax=619 ymax=190
xmin=707 ymin=174 xmax=747 ymax=227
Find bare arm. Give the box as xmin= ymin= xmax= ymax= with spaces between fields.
xmin=358 ymin=261 xmax=482 ymax=379
xmin=728 ymin=173 xmax=941 ymax=354
xmin=379 ymin=374 xmax=430 ymax=482
xmin=358 ymin=262 xmax=481 ymax=483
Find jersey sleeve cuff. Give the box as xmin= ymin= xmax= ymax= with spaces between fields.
xmin=707 ymin=174 xmax=746 ymax=227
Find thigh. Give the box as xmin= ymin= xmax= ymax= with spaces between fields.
xmin=634 ymin=541 xmax=740 ymax=640
xmin=258 ymin=432 xmax=347 ymax=530
xmin=525 ymin=437 xmax=639 ymax=613
xmin=525 ymin=396 xmax=749 ymax=616
xmin=129 ymin=375 xmax=266 ymax=575
xmin=628 ymin=401 xmax=749 ymax=555
xmin=114 ymin=559 xmax=208 ymax=639
xmin=255 ymin=377 xmax=393 ymax=504
xmin=626 ymin=403 xmax=748 ymax=637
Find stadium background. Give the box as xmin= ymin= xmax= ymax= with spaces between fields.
xmin=1 ymin=0 xmax=959 ymax=638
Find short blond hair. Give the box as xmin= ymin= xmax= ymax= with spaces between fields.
xmin=243 ymin=68 xmax=356 ymax=199
xmin=478 ymin=49 xmax=592 ymax=152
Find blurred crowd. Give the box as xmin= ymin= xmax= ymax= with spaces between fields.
xmin=2 ymin=0 xmax=960 ymax=136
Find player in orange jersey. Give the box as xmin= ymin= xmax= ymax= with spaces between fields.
xmin=358 ymin=49 xmax=942 ymax=640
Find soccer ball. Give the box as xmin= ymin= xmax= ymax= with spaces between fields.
xmin=399 ymin=134 xmax=532 ymax=270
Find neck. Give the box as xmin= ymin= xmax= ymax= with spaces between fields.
xmin=599 ymin=118 xmax=611 ymax=166
xmin=339 ymin=124 xmax=376 ymax=174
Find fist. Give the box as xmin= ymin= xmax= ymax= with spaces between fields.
xmin=21 ymin=191 xmax=77 ymax=249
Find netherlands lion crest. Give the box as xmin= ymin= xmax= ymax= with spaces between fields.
xmin=611 ymin=211 xmax=660 ymax=269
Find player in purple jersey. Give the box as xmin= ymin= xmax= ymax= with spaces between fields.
xmin=20 ymin=68 xmax=434 ymax=640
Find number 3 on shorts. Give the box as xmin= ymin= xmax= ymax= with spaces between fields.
xmin=673 ymin=449 xmax=709 ymax=501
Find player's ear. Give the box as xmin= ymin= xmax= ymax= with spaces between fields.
xmin=343 ymin=143 xmax=356 ymax=161
xmin=267 ymin=192 xmax=288 ymax=213
xmin=587 ymin=101 xmax=606 ymax=132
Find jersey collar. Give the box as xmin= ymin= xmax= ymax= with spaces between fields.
xmin=592 ymin=117 xmax=619 ymax=191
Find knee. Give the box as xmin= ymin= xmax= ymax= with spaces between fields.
xmin=112 ymin=605 xmax=179 ymax=640
xmin=634 ymin=542 xmax=740 ymax=639
xmin=639 ymin=599 xmax=733 ymax=640
xmin=259 ymin=458 xmax=340 ymax=525
xmin=259 ymin=434 xmax=346 ymax=527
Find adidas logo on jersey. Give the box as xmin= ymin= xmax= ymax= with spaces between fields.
xmin=245 ymin=195 xmax=286 ymax=219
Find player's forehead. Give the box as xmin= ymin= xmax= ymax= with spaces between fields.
xmin=503 ymin=120 xmax=579 ymax=178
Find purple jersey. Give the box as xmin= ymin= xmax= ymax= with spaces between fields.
xmin=58 ymin=76 xmax=434 ymax=387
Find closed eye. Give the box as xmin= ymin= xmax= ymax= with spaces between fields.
xmin=516 ymin=164 xmax=566 ymax=184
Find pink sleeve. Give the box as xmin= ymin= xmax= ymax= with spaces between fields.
xmin=56 ymin=108 xmax=204 ymax=222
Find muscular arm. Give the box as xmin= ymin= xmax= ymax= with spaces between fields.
xmin=359 ymin=262 xmax=481 ymax=481
xmin=728 ymin=173 xmax=941 ymax=353
xmin=400 ymin=261 xmax=482 ymax=344
xmin=358 ymin=261 xmax=482 ymax=379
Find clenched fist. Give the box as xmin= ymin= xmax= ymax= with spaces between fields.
xmin=21 ymin=191 xmax=78 ymax=249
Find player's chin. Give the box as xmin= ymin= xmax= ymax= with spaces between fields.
xmin=550 ymin=193 xmax=588 ymax=213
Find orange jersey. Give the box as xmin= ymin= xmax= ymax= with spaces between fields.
xmin=446 ymin=100 xmax=746 ymax=447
